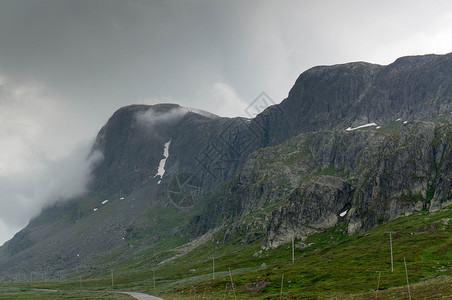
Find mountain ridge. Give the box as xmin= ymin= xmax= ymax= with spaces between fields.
xmin=1 ymin=52 xmax=452 ymax=280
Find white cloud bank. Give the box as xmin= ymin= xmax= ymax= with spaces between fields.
xmin=2 ymin=0 xmax=452 ymax=246
xmin=0 ymin=142 xmax=102 ymax=246
xmin=200 ymin=82 xmax=249 ymax=118
xmin=134 ymin=106 xmax=189 ymax=128
xmin=0 ymin=76 xmax=101 ymax=245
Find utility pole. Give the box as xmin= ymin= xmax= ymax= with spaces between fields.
xmin=376 ymin=271 xmax=381 ymax=300
xmin=212 ymin=257 xmax=215 ymax=280
xmin=229 ymin=268 xmax=237 ymax=300
xmin=384 ymin=231 xmax=396 ymax=272
xmin=404 ymin=258 xmax=411 ymax=300
xmin=280 ymin=274 xmax=284 ymax=299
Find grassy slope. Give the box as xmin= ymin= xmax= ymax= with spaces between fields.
xmin=6 ymin=204 xmax=450 ymax=299
xmin=0 ymin=287 xmax=130 ymax=299
xmin=158 ymin=205 xmax=451 ymax=299
xmin=4 ymin=119 xmax=452 ymax=299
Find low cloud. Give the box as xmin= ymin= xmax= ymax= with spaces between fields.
xmin=0 ymin=141 xmax=102 ymax=246
xmin=134 ymin=106 xmax=189 ymax=128
xmin=0 ymin=76 xmax=101 ymax=246
xmin=2 ymin=0 xmax=452 ymax=246
xmin=200 ymin=82 xmax=249 ymax=118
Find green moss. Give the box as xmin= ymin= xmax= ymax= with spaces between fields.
xmin=315 ymin=164 xmax=337 ymax=176
xmin=379 ymin=121 xmax=403 ymax=132
xmin=426 ymin=183 xmax=436 ymax=203
xmin=427 ymin=112 xmax=452 ymax=124
xmin=398 ymin=193 xmax=425 ymax=203
xmin=283 ymin=151 xmax=307 ymax=166
xmin=377 ymin=214 xmax=385 ymax=224
xmin=432 ymin=126 xmax=443 ymax=147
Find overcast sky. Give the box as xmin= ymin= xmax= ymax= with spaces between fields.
xmin=1 ymin=0 xmax=452 ymax=245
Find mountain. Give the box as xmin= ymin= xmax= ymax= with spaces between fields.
xmin=1 ymin=52 xmax=452 ymax=281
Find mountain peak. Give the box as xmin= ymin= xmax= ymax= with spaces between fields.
xmin=2 ymin=52 xmax=452 ymax=288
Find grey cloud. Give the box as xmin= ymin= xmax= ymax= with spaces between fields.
xmin=135 ymin=106 xmax=189 ymax=129
xmin=0 ymin=141 xmax=101 ymax=246
xmin=1 ymin=0 xmax=452 ymax=244
xmin=2 ymin=0 xmax=451 ymax=118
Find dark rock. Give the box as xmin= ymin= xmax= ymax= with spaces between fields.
xmin=3 ymin=52 xmax=452 ymax=277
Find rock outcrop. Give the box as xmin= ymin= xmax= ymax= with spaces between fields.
xmin=2 ymin=52 xmax=452 ymax=278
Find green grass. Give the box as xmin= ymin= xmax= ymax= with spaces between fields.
xmin=378 ymin=120 xmax=404 ymax=133
xmin=314 ymin=163 xmax=337 ymax=176
xmin=159 ymin=204 xmax=452 ymax=298
xmin=8 ymin=205 xmax=452 ymax=299
xmin=428 ymin=113 xmax=452 ymax=124
xmin=0 ymin=287 xmax=129 ymax=299
xmin=347 ymin=276 xmax=452 ymax=299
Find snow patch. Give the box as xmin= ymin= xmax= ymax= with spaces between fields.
xmin=154 ymin=140 xmax=171 ymax=181
xmin=93 ymin=208 xmax=98 ymax=212
xmin=396 ymin=118 xmax=402 ymax=121
xmin=376 ymin=126 xmax=381 ymax=129
xmin=403 ymin=121 xmax=408 ymax=124
xmin=346 ymin=123 xmax=377 ymax=131
xmin=102 ymin=200 xmax=109 ymax=205
xmin=119 ymin=197 xmax=124 ymax=200
xmin=340 ymin=210 xmax=348 ymax=217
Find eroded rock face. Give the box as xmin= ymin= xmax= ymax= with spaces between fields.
xmin=188 ymin=119 xmax=452 ymax=249
xmin=3 ymin=53 xmax=452 ymax=277
xmin=264 ymin=176 xmax=353 ymax=248
xmin=259 ymin=122 xmax=452 ymax=248
xmin=256 ymin=53 xmax=452 ymax=147
xmin=89 ymin=104 xmax=183 ymax=196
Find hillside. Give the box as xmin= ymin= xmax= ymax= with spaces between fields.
xmin=3 ymin=203 xmax=451 ymax=299
xmin=1 ymin=53 xmax=452 ymax=297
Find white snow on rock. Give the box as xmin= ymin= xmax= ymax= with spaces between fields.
xmin=119 ymin=197 xmax=125 ymax=200
xmin=93 ymin=208 xmax=98 ymax=212
xmin=346 ymin=123 xmax=377 ymax=131
xmin=102 ymin=200 xmax=109 ymax=205
xmin=340 ymin=210 xmax=348 ymax=217
xmin=403 ymin=121 xmax=408 ymax=124
xmin=154 ymin=139 xmax=171 ymax=182
xmin=396 ymin=118 xmax=402 ymax=121
xmin=376 ymin=126 xmax=381 ymax=129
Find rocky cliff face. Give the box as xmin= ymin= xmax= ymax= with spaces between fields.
xmin=90 ymin=104 xmax=180 ymax=196
xmin=199 ymin=120 xmax=452 ymax=249
xmin=2 ymin=52 xmax=452 ymax=278
xmin=90 ymin=52 xmax=452 ymax=201
xmin=265 ymin=176 xmax=353 ymax=248
xmin=256 ymin=53 xmax=452 ymax=147
xmin=89 ymin=104 xmax=270 ymax=197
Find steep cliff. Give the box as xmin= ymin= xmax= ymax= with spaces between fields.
xmin=188 ymin=118 xmax=452 ymax=248
xmin=2 ymin=53 xmax=452 ymax=279
xmin=255 ymin=53 xmax=452 ymax=147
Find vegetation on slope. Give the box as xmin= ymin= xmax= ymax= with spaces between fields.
xmin=4 ymin=204 xmax=450 ymax=299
